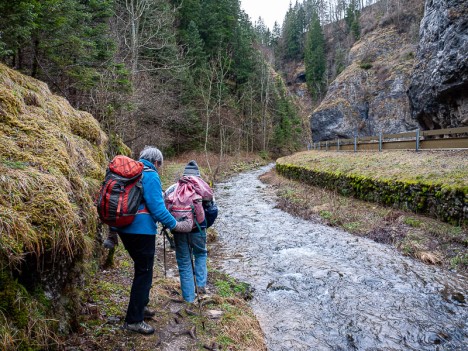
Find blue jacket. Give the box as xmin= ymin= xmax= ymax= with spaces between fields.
xmin=117 ymin=159 xmax=177 ymax=235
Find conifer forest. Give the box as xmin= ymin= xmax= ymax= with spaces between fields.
xmin=0 ymin=0 xmax=389 ymax=157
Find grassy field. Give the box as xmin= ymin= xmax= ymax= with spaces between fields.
xmin=278 ymin=150 xmax=468 ymax=188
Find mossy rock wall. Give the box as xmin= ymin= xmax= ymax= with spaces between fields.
xmin=276 ymin=162 xmax=468 ymax=225
xmin=0 ymin=64 xmax=119 ymax=349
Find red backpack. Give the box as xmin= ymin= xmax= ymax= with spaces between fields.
xmin=164 ymin=176 xmax=213 ymax=232
xmin=96 ymin=155 xmax=144 ymax=227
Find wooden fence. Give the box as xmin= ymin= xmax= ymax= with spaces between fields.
xmin=313 ymin=126 xmax=468 ymax=152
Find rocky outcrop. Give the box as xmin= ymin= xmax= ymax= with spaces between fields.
xmin=311 ymin=27 xmax=420 ymax=141
xmin=0 ymin=63 xmax=119 ymax=348
xmin=408 ymin=0 xmax=468 ymax=129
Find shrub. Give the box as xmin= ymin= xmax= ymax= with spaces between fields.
xmin=360 ymin=62 xmax=373 ymax=70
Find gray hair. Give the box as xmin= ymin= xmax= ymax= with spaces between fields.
xmin=139 ymin=146 xmax=163 ymax=165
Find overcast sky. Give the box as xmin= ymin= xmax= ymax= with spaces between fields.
xmin=240 ymin=0 xmax=292 ymax=29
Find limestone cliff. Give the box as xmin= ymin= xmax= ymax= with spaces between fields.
xmin=313 ymin=27 xmax=420 ymax=141
xmin=408 ymin=0 xmax=468 ymax=129
xmin=310 ymin=1 xmax=425 ymax=142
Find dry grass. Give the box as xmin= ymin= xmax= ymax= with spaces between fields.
xmin=261 ymin=169 xmax=468 ymax=272
xmin=167 ymin=151 xmax=269 ymax=185
xmin=414 ymin=249 xmax=443 ymax=265
xmin=0 ymin=63 xmax=112 ymax=349
xmin=218 ymin=310 xmax=266 ymax=351
xmin=278 ymin=150 xmax=468 ymax=189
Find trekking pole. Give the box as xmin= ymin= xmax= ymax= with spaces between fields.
xmin=187 ymin=232 xmax=205 ymax=330
xmin=161 ymin=228 xmax=167 ymax=278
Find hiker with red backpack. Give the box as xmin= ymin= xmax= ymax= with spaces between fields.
xmin=165 ymin=160 xmax=218 ymax=303
xmin=97 ymin=146 xmax=191 ymax=335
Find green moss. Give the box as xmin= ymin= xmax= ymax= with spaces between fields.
xmin=343 ymin=222 xmax=362 ymax=232
xmin=276 ymin=160 xmax=467 ymax=225
xmin=0 ymin=271 xmax=31 ymax=329
xmin=320 ymin=210 xmax=333 ymax=220
xmin=1 ymin=159 xmax=28 ymax=169
xmin=450 ymin=253 xmax=468 ymax=270
xmin=403 ymin=217 xmax=423 ymax=228
xmin=214 ymin=277 xmax=250 ymax=298
xmin=217 ymin=335 xmax=235 ymax=347
xmin=107 ymin=133 xmax=131 ymax=158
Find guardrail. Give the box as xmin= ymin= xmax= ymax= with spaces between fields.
xmin=313 ymin=126 xmax=468 ymax=151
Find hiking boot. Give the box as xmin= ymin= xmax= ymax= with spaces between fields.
xmin=122 ymin=321 xmax=155 ymax=335
xmin=103 ymin=231 xmax=118 ymax=249
xmin=103 ymin=238 xmax=116 ymax=249
xmin=144 ymin=306 xmax=156 ymax=318
xmin=197 ymin=287 xmax=211 ymax=300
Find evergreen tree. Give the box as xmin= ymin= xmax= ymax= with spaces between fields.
xmin=232 ymin=11 xmax=256 ymax=85
xmin=198 ymin=0 xmax=240 ymax=55
xmin=345 ymin=0 xmax=361 ymax=40
xmin=177 ymin=0 xmax=201 ymax=33
xmin=281 ymin=1 xmax=306 ymax=61
xmin=254 ymin=17 xmax=270 ymax=46
xmin=304 ymin=10 xmax=326 ymax=99
xmin=271 ymin=21 xmax=281 ymax=48
xmin=185 ymin=21 xmax=207 ymax=71
xmin=0 ymin=0 xmax=37 ymax=66
xmin=272 ymin=77 xmax=301 ymax=153
xmin=270 ymin=21 xmax=282 ymax=66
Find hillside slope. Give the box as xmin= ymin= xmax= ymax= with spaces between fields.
xmin=311 ymin=0 xmax=425 ymax=141
xmin=0 ymin=63 xmax=113 ymax=349
xmin=408 ymin=0 xmax=468 ymax=129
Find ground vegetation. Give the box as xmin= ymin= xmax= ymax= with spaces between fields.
xmin=261 ymin=166 xmax=468 ymax=273
xmin=276 ymin=150 xmax=468 ymax=225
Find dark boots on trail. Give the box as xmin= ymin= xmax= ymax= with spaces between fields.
xmin=122 ymin=321 xmax=155 ymax=335
xmin=103 ymin=230 xmax=119 ymax=249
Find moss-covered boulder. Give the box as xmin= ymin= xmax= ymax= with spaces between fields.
xmin=0 ymin=63 xmax=110 ymax=349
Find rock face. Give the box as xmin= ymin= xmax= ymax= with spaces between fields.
xmin=408 ymin=0 xmax=468 ymax=129
xmin=311 ymin=26 xmax=420 ymax=141
xmin=0 ymin=63 xmax=116 ymax=348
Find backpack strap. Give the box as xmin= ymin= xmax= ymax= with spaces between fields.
xmin=137 ymin=166 xmax=155 ymax=200
xmin=143 ymin=166 xmax=156 ymax=173
xmin=191 ymin=205 xmax=205 ymax=235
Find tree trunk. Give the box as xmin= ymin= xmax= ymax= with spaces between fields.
xmin=31 ymin=38 xmax=39 ymax=77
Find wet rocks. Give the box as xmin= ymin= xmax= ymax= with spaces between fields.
xmin=408 ymin=0 xmax=468 ymax=129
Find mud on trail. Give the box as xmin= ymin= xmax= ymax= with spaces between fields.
xmin=64 ymin=237 xmax=265 ymax=351
xmin=214 ymin=165 xmax=468 ymax=351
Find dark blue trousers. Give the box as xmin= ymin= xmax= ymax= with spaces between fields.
xmin=118 ymin=233 xmax=155 ymax=323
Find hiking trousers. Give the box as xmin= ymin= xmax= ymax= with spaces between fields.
xmin=174 ymin=230 xmax=207 ymax=302
xmin=118 ymin=233 xmax=155 ymax=323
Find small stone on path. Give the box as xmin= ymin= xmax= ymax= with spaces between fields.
xmin=205 ymin=310 xmax=223 ymax=319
